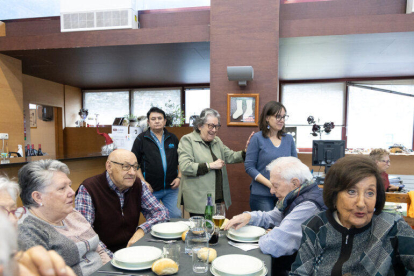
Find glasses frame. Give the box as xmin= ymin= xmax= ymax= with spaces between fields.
xmin=110 ymin=161 xmax=139 ymax=171
xmin=205 ymin=123 xmax=221 ymax=131
xmin=275 ymin=114 xmax=289 ymax=122
xmin=0 ymin=206 xmax=26 ymax=219
xmin=380 ymin=159 xmax=391 ymax=164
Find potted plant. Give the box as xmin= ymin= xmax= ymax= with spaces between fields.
xmin=151 ymin=100 xmax=185 ymax=127
xmin=125 ymin=114 xmax=138 ymax=127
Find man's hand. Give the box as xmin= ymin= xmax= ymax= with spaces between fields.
xmin=224 ymin=213 xmax=251 ymax=231
xmin=245 ymin=131 xmax=255 ymax=151
xmin=170 ymin=178 xmax=180 ymax=189
xmin=17 ymin=246 xmax=76 ymax=276
xmin=127 ymin=228 xmax=145 ymax=247
xmin=209 ymin=159 xmax=225 ymax=170
xmin=144 ymin=182 xmax=153 ymax=193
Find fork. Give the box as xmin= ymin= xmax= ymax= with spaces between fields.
xmin=147 ymin=239 xmax=176 ymax=243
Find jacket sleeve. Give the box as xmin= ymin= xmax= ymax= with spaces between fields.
xmin=178 ymin=135 xmax=200 ymax=177
xmin=395 ymin=218 xmax=414 ymax=272
xmin=244 ymin=134 xmax=261 ymax=179
xmin=18 ymin=222 xmax=50 ymax=251
xmin=131 ymin=135 xmax=143 ymax=165
xmin=289 ymin=223 xmax=318 ymax=275
xmin=219 ymin=138 xmax=243 ymax=164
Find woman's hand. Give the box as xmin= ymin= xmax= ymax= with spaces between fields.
xmin=245 ymin=131 xmax=255 ymax=151
xmin=209 ymin=159 xmax=225 ymax=170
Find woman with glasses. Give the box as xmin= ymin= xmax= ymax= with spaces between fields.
xmin=17 ymin=160 xmax=110 ymax=276
xmin=0 ymin=175 xmax=25 ymax=227
xmin=245 ymin=101 xmax=297 ymax=211
xmin=369 ymin=148 xmax=399 ymax=191
xmin=178 ymin=108 xmax=253 ymax=216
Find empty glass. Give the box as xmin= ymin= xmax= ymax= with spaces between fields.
xmin=192 ymin=246 xmax=210 ymax=273
xmin=163 ymin=243 xmax=180 ymax=267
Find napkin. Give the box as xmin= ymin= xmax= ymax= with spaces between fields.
xmin=228 ymin=241 xmax=260 ymax=251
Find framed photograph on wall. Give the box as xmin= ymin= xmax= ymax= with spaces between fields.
xmin=227 ymin=94 xmax=259 ymax=126
xmin=29 ymin=108 xmax=37 ymax=128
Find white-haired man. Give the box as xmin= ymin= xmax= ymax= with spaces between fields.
xmin=225 ymin=157 xmax=326 ymax=276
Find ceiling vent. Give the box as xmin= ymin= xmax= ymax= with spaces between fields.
xmin=60 ymin=0 xmax=138 ymax=32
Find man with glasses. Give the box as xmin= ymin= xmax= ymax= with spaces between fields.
xmin=75 ymin=149 xmax=169 ymax=256
xmin=131 ymin=107 xmax=182 ymax=218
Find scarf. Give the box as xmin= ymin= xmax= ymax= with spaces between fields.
xmin=276 ymin=178 xmax=315 ymax=212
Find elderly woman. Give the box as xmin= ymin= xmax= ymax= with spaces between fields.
xmin=290 ymin=155 xmax=414 ymax=275
xmin=178 ymin=108 xmax=253 ymax=216
xmin=369 ymin=148 xmax=399 ymax=191
xmin=245 ymin=101 xmax=297 ymax=211
xmin=17 ymin=160 xmax=110 ymax=276
xmin=0 ymin=175 xmax=76 ymax=276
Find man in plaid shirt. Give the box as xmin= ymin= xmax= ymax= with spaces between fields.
xmin=75 ymin=149 xmax=169 ymax=256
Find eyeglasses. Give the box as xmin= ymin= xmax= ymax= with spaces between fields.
xmin=205 ymin=123 xmax=221 ymax=130
xmin=380 ymin=160 xmax=391 ymax=164
xmin=274 ymin=115 xmax=289 ymax=122
xmin=110 ymin=161 xmax=139 ymax=171
xmin=0 ymin=206 xmax=26 ymax=219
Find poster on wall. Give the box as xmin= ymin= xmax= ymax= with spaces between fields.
xmin=227 ymin=94 xmax=259 ymax=126
xmin=29 ymin=109 xmax=37 ymax=128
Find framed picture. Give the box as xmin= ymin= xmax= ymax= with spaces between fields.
xmin=29 ymin=109 xmax=37 ymax=128
xmin=112 ymin=117 xmax=124 ymax=126
xmin=227 ymin=94 xmax=259 ymax=126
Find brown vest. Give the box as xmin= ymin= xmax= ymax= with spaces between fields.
xmin=81 ymin=172 xmax=142 ymax=253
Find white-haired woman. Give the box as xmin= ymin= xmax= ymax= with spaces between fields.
xmin=17 ymin=160 xmax=110 ymax=276
xmin=0 ymin=175 xmax=24 ymax=227
xmin=225 ymin=157 xmax=327 ymax=276
xmin=178 ymin=108 xmax=253 ymax=216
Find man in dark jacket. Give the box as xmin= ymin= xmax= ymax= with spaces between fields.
xmin=131 ymin=107 xmax=182 ymax=218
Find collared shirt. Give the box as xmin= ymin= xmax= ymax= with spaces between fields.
xmin=247 ymin=201 xmax=320 ymax=258
xmin=75 ymin=172 xmax=170 ymax=256
xmin=150 ymin=130 xmax=167 ymax=188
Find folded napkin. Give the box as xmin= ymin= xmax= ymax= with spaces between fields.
xmin=228 ymin=241 xmax=260 ymax=252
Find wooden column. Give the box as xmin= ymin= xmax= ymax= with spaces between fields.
xmin=210 ymin=0 xmax=280 ymax=217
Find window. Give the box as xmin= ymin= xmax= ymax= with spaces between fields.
xmin=184 ymin=88 xmax=210 ymax=123
xmin=347 ymin=83 xmax=414 ymax=149
xmin=132 ymin=88 xmax=181 ymax=118
xmin=281 ymin=83 xmax=345 ymax=148
xmin=83 ymin=91 xmax=129 ymax=125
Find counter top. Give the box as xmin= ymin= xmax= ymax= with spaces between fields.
xmin=0 ymin=152 xmax=107 ymax=167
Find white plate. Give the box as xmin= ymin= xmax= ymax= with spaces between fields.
xmin=228 ymin=226 xmax=266 ymax=240
xmin=151 ymin=230 xmax=182 ymax=239
xmin=210 ymin=265 xmax=268 ymax=276
xmin=111 ymin=259 xmax=153 ymax=271
xmin=212 ymin=254 xmax=264 ymax=276
xmin=113 ymin=246 xmax=162 ymax=267
xmin=152 ymin=222 xmax=188 ymax=236
xmin=227 ymin=232 xmax=260 ymax=243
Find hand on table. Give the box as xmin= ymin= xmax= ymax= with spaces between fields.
xmin=210 ymin=159 xmax=225 ymax=170
xmin=127 ymin=228 xmax=145 ymax=247
xmin=170 ymin=178 xmax=180 ymax=189
xmin=17 ymin=246 xmax=76 ymax=276
xmin=224 ymin=213 xmax=251 ymax=231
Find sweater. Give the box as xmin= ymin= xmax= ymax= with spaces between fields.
xmin=80 ymin=171 xmax=142 ymax=253
xmin=290 ymin=210 xmax=414 ymax=276
xmin=245 ymin=132 xmax=297 ymax=197
xmin=18 ymin=210 xmax=110 ymax=276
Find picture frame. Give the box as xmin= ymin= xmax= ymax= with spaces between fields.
xmin=29 ymin=108 xmax=37 ymax=128
xmin=112 ymin=117 xmax=124 ymax=126
xmin=227 ymin=94 xmax=259 ymax=126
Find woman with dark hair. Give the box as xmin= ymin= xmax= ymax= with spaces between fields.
xmin=290 ymin=155 xmax=414 ymax=275
xmin=178 ymin=108 xmax=253 ymax=216
xmin=245 ymin=101 xmax=297 ymax=211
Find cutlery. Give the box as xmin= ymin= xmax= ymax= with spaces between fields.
xmin=97 ymin=270 xmax=149 ymax=275
xmin=147 ymin=239 xmax=176 ymax=243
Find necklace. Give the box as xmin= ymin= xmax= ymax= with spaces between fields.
xmin=29 ymin=208 xmax=64 ymax=226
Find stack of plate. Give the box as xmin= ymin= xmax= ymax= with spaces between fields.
xmin=227 ymin=226 xmax=266 ymax=243
xmin=112 ymin=246 xmax=162 ymax=270
xmin=211 ymin=254 xmax=267 ymax=276
xmin=151 ymin=222 xmax=189 ymax=239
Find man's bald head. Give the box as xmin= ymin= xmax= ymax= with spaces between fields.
xmin=106 ymin=149 xmax=138 ymax=191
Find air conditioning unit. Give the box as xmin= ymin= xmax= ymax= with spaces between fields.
xmin=60 ymin=0 xmax=138 ymax=32
xmin=407 ymin=0 xmax=414 ymax=14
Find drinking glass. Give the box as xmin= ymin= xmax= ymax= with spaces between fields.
xmin=192 ymin=246 xmax=209 ymax=273
xmin=213 ymin=203 xmax=226 ymax=236
xmin=163 ymin=243 xmax=180 ymax=267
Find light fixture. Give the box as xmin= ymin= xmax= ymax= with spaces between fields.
xmin=227 ymin=66 xmax=254 ymax=86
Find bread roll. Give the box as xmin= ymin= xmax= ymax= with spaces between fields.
xmin=151 ymin=258 xmax=178 ymax=275
xmin=181 ymin=230 xmax=188 ymax=241
xmin=197 ymin=247 xmax=217 ymax=263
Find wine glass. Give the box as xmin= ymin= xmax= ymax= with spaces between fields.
xmin=213 ymin=203 xmax=226 ymax=237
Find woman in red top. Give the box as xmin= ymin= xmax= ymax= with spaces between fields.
xmin=369 ymin=148 xmax=399 ymax=191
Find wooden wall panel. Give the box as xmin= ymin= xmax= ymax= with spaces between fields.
xmin=64 ymin=85 xmax=82 ymax=127
xmin=0 ymin=54 xmax=24 ymax=154
xmin=0 ymin=21 xmax=5 ymax=37
xmin=64 ymin=127 xmax=112 ymax=157
xmin=210 ymin=0 xmax=280 ymax=217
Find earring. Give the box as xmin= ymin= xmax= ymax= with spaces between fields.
xmin=39 ymin=203 xmax=43 ymax=207
xmin=267 ymin=122 xmax=270 ymax=130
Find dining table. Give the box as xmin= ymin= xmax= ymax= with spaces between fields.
xmin=91 ymin=219 xmax=272 ymax=276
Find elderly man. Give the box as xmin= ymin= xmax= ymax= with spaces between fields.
xmin=75 ymin=149 xmax=169 ymax=256
xmin=225 ymin=157 xmax=326 ymax=276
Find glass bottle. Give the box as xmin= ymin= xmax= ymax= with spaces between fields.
xmin=37 ymin=144 xmax=43 ymax=156
xmin=204 ymin=193 xmax=214 ymax=221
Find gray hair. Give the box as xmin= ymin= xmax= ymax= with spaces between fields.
xmin=0 ymin=175 xmax=20 ymax=202
xmin=0 ymin=213 xmax=17 ymax=276
xmin=266 ymin=157 xmax=312 ymax=184
xmin=18 ymin=159 xmax=70 ymax=208
xmin=193 ymin=108 xmax=221 ymax=133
